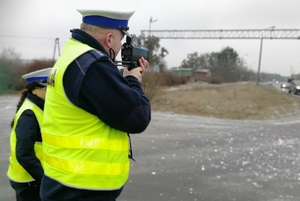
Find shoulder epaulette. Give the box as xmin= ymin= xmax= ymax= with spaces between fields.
xmin=75 ymin=50 xmax=108 ymax=74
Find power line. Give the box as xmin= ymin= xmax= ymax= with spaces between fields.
xmin=0 ymin=34 xmax=54 ymax=40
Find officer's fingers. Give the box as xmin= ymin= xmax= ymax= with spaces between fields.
xmin=141 ymin=57 xmax=149 ymax=69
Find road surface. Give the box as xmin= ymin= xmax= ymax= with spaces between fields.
xmin=1 ymin=95 xmax=300 ymax=201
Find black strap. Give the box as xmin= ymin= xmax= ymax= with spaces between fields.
xmin=127 ymin=134 xmax=136 ymax=162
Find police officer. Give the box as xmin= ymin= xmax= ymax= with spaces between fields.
xmin=7 ymin=68 xmax=52 ymax=201
xmin=40 ymin=7 xmax=151 ymax=201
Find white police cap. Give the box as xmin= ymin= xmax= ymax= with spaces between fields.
xmin=77 ymin=8 xmax=135 ymax=30
xmin=22 ymin=67 xmax=52 ymax=84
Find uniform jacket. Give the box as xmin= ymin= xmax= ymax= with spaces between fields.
xmin=7 ymin=93 xmax=44 ymax=185
xmin=41 ymin=28 xmax=151 ymax=199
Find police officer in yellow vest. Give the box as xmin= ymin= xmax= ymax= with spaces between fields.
xmin=40 ymin=7 xmax=151 ymax=201
xmin=7 ymin=68 xmax=52 ymax=201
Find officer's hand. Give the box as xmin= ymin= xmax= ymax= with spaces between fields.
xmin=123 ymin=57 xmax=149 ymax=82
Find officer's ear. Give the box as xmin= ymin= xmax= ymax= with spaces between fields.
xmin=105 ymin=32 xmax=113 ymax=47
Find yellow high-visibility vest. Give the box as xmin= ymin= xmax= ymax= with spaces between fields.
xmin=42 ymin=39 xmax=130 ymax=190
xmin=7 ymin=99 xmax=43 ymax=182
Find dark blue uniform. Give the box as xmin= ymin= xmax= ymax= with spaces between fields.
xmin=40 ymin=29 xmax=151 ymax=201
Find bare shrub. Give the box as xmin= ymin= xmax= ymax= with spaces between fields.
xmin=142 ymin=72 xmax=165 ymax=102
xmin=142 ymin=71 xmax=189 ymax=102
xmin=208 ymin=76 xmax=223 ymax=84
xmin=159 ymin=71 xmax=188 ymax=86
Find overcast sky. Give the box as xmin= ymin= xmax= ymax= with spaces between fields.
xmin=0 ymin=0 xmax=299 ymax=77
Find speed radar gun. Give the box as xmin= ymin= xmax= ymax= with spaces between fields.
xmin=116 ymin=29 xmax=149 ymax=70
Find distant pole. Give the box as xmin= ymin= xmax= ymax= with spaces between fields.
xmin=149 ymin=17 xmax=158 ymax=37
xmin=53 ymin=38 xmax=60 ymax=62
xmin=56 ymin=38 xmax=61 ymax=57
xmin=148 ymin=17 xmax=151 ymax=37
xmin=256 ymin=26 xmax=275 ymax=86
xmin=256 ymin=37 xmax=263 ymax=86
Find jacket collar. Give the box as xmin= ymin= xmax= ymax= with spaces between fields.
xmin=71 ymin=29 xmax=108 ymax=55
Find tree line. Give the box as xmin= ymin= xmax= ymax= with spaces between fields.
xmin=0 ymin=36 xmax=293 ymax=95
xmin=145 ymin=36 xmax=256 ymax=83
xmin=0 ymin=47 xmax=55 ymax=95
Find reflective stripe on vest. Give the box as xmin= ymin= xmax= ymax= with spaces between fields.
xmin=42 ymin=39 xmax=129 ymax=190
xmin=7 ymin=99 xmax=43 ymax=182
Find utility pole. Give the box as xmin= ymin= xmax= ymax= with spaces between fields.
xmin=256 ymin=26 xmax=275 ymax=86
xmin=53 ymin=37 xmax=60 ymax=62
xmin=256 ymin=37 xmax=263 ymax=86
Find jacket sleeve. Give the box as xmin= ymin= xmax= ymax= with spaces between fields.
xmin=64 ymin=56 xmax=151 ymax=134
xmin=15 ymin=110 xmax=44 ymax=184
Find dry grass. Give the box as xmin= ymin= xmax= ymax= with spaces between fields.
xmin=151 ymin=82 xmax=300 ymax=120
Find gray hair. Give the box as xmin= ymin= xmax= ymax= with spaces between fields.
xmin=80 ymin=23 xmax=111 ymax=34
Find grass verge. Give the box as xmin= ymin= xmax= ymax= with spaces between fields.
xmin=151 ymin=82 xmax=300 ymax=120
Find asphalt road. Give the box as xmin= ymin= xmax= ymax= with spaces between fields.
xmin=1 ymin=95 xmax=300 ymax=201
